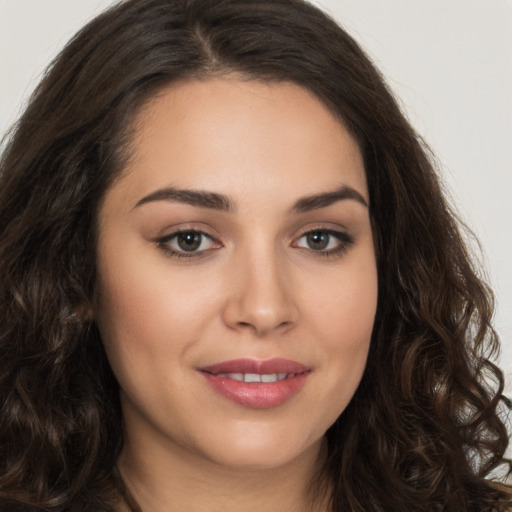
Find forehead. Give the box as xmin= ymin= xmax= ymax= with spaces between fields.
xmin=110 ymin=77 xmax=367 ymax=209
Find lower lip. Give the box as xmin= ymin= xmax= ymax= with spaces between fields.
xmin=200 ymin=372 xmax=310 ymax=409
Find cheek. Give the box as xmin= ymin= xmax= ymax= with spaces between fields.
xmin=319 ymin=288 xmax=375 ymax=384
xmin=306 ymin=254 xmax=378 ymax=349
xmin=97 ymin=228 xmax=215 ymax=326
xmin=301 ymin=250 xmax=377 ymax=405
xmin=94 ymin=243 xmax=215 ymax=377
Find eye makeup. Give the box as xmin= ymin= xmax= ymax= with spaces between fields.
xmin=156 ymin=229 xmax=222 ymax=259
xmin=293 ymin=228 xmax=355 ymax=258
xmin=154 ymin=225 xmax=355 ymax=261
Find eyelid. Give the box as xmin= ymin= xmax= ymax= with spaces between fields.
xmin=154 ymin=224 xmax=354 ymax=259
xmin=156 ymin=228 xmax=222 ymax=258
xmin=291 ymin=226 xmax=355 ymax=256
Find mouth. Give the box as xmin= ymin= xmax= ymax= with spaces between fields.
xmin=207 ymin=372 xmax=294 ymax=383
xmin=198 ymin=358 xmax=311 ymax=409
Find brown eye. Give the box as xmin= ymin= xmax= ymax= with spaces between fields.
xmin=176 ymin=231 xmax=203 ymax=252
xmin=158 ymin=230 xmax=220 ymax=256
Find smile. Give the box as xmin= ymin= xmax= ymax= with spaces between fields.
xmin=213 ymin=372 xmax=290 ymax=383
xmin=198 ymin=358 xmax=311 ymax=408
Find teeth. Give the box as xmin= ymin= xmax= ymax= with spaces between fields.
xmin=215 ymin=372 xmax=291 ymax=382
xmin=216 ymin=373 xmax=244 ymax=381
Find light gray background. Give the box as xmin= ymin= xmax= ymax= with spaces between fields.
xmin=1 ymin=0 xmax=511 ymax=393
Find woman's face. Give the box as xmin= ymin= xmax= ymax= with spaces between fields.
xmin=95 ymin=78 xmax=377 ymax=471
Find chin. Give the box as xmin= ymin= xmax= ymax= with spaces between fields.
xmin=196 ymin=422 xmax=324 ymax=471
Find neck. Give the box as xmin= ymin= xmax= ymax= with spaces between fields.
xmin=117 ymin=431 xmax=330 ymax=512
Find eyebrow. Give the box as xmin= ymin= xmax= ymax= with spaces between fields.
xmin=134 ymin=188 xmax=234 ymax=211
xmin=133 ymin=184 xmax=368 ymax=212
xmin=289 ymin=185 xmax=368 ymax=213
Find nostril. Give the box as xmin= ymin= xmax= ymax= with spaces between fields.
xmin=221 ymin=269 xmax=299 ymax=335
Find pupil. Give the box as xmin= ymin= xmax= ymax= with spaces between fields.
xmin=177 ymin=232 xmax=201 ymax=251
xmin=307 ymin=231 xmax=329 ymax=250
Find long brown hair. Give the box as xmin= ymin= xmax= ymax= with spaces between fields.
xmin=0 ymin=0 xmax=510 ymax=510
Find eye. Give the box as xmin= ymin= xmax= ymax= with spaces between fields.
xmin=158 ymin=230 xmax=220 ymax=257
xmin=293 ymin=229 xmax=354 ymax=255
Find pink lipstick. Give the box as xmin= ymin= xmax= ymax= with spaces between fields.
xmin=198 ymin=358 xmax=311 ymax=409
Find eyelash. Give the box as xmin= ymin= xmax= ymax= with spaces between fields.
xmin=293 ymin=228 xmax=355 ymax=258
xmin=156 ymin=229 xmax=220 ymax=259
xmin=156 ymin=228 xmax=354 ymax=259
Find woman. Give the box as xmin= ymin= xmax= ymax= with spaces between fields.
xmin=0 ymin=0 xmax=510 ymax=510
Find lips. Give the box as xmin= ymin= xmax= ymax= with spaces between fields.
xmin=198 ymin=358 xmax=311 ymax=409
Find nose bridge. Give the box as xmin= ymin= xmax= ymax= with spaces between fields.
xmin=223 ymin=239 xmax=297 ymax=335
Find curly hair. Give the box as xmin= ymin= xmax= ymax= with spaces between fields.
xmin=0 ymin=0 xmax=510 ymax=510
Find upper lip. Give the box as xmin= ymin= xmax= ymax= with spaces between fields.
xmin=199 ymin=358 xmax=310 ymax=375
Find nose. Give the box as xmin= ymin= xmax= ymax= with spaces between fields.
xmin=222 ymin=247 xmax=298 ymax=336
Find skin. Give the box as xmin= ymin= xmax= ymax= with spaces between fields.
xmin=95 ymin=77 xmax=378 ymax=511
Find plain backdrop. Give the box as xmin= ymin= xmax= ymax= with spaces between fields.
xmin=0 ymin=0 xmax=511 ymax=393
